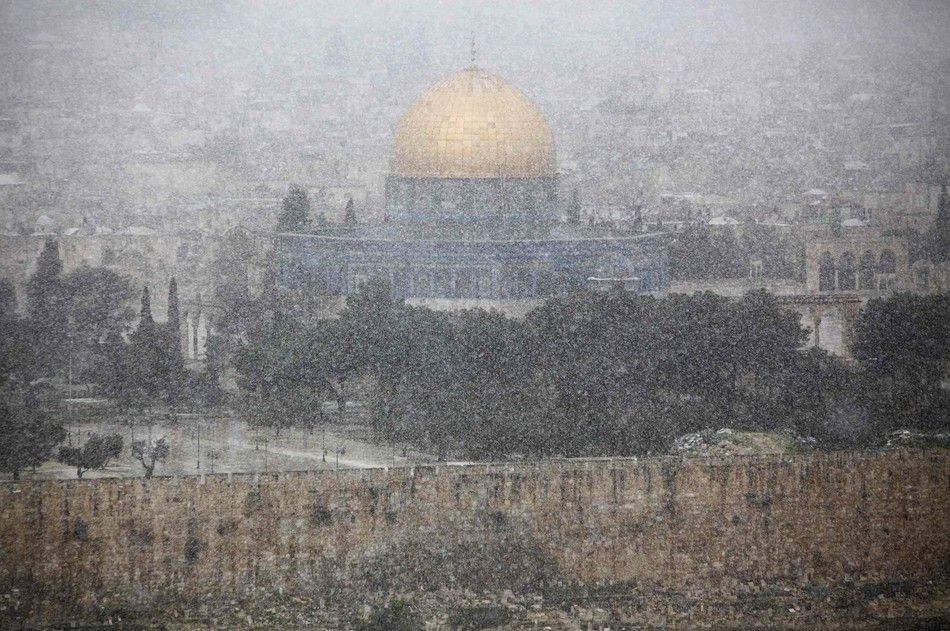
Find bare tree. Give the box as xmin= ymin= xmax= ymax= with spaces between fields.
xmin=131 ymin=437 xmax=170 ymax=479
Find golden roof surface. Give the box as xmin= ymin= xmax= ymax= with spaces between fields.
xmin=391 ymin=67 xmax=556 ymax=179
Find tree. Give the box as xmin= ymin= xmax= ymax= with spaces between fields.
xmin=161 ymin=278 xmax=186 ymax=403
xmin=26 ymin=239 xmax=67 ymax=374
xmin=0 ymin=282 xmax=35 ymax=387
xmin=131 ymin=438 xmax=170 ymax=478
xmin=212 ymin=229 xmax=261 ymax=338
xmin=929 ymin=184 xmax=950 ymax=262
xmin=344 ymin=197 xmax=357 ymax=226
xmin=566 ymin=189 xmax=581 ymax=223
xmin=191 ymin=333 xmax=225 ymax=408
xmin=139 ymin=285 xmax=154 ymax=327
xmin=234 ymin=318 xmax=328 ymax=435
xmin=0 ymin=278 xmax=15 ymax=318
xmin=276 ymin=184 xmax=311 ymax=232
xmin=852 ymin=293 xmax=950 ymax=431
xmin=57 ymin=433 xmax=123 ymax=479
xmin=167 ymin=277 xmax=181 ymax=339
xmin=126 ymin=285 xmax=186 ymax=407
xmin=779 ymin=348 xmax=862 ymax=444
xmin=127 ymin=286 xmax=162 ymax=401
xmin=0 ymin=385 xmax=66 ymax=480
xmin=96 ymin=331 xmax=148 ymax=413
xmin=61 ymin=266 xmax=135 ymax=381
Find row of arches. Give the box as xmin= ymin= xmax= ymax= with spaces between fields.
xmin=818 ymin=249 xmax=896 ymax=292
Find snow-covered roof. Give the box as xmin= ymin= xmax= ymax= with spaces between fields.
xmin=0 ymin=173 xmax=24 ymax=186
xmin=841 ymin=218 xmax=867 ymax=227
xmin=708 ymin=215 xmax=740 ymax=226
xmin=804 ymin=188 xmax=828 ymax=196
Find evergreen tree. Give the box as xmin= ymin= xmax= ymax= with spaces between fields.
xmin=344 ymin=197 xmax=357 ymax=226
xmin=567 ymin=189 xmax=581 ymax=224
xmin=277 ymin=184 xmax=311 ymax=232
xmin=165 ymin=277 xmax=182 ymax=364
xmin=26 ymin=239 xmax=67 ymax=374
xmin=139 ymin=285 xmax=154 ymax=328
xmin=0 ymin=385 xmax=66 ymax=480
xmin=932 ymin=184 xmax=949 ymax=262
xmin=212 ymin=230 xmax=256 ymax=336
xmin=0 ymin=278 xmax=16 ymax=318
xmin=852 ymin=293 xmax=950 ymax=430
xmin=61 ymin=267 xmax=135 ymax=382
xmin=128 ymin=285 xmax=163 ymax=403
xmin=0 ymin=302 xmax=35 ymax=387
xmin=57 ymin=433 xmax=123 ymax=479
xmin=167 ymin=277 xmax=180 ymax=334
xmin=128 ymin=284 xmax=187 ymax=407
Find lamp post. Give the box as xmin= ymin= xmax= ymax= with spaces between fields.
xmin=196 ymin=416 xmax=201 ymax=471
xmin=207 ymin=449 xmax=219 ymax=474
xmin=66 ymin=322 xmax=74 ymax=446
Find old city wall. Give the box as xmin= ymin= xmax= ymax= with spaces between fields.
xmin=0 ymin=450 xmax=947 ymax=618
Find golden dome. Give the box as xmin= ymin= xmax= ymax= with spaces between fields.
xmin=391 ymin=67 xmax=556 ymax=179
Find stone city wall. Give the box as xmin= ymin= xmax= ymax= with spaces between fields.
xmin=0 ymin=449 xmax=947 ymax=620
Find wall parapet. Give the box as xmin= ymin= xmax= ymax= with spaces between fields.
xmin=1 ymin=449 xmax=947 ymax=622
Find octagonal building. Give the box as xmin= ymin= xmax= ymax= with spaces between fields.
xmin=276 ymin=65 xmax=668 ymax=315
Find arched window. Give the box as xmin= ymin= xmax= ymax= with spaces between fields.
xmin=455 ymin=269 xmax=474 ymax=298
xmin=818 ymin=252 xmax=836 ymax=291
xmin=460 ymin=185 xmax=475 ymax=215
xmin=838 ymin=252 xmax=856 ymax=290
xmin=429 ymin=184 xmax=443 ymax=213
xmin=879 ymin=249 xmax=896 ymax=274
xmin=859 ymin=250 xmax=876 ymax=290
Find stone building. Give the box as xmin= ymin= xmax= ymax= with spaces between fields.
xmin=276 ymin=64 xmax=668 ymax=315
xmin=786 ymin=225 xmax=913 ymax=355
xmin=804 ymin=225 xmax=910 ymax=294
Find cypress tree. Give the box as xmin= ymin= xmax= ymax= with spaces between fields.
xmin=139 ymin=285 xmax=153 ymax=328
xmin=344 ymin=197 xmax=357 ymax=226
xmin=0 ymin=278 xmax=16 ymax=319
xmin=26 ymin=239 xmax=67 ymax=374
xmin=167 ymin=277 xmax=180 ymax=335
xmin=934 ymin=184 xmax=949 ymax=262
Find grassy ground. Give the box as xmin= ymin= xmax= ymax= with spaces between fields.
xmin=4 ymin=401 xmax=435 ymax=481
